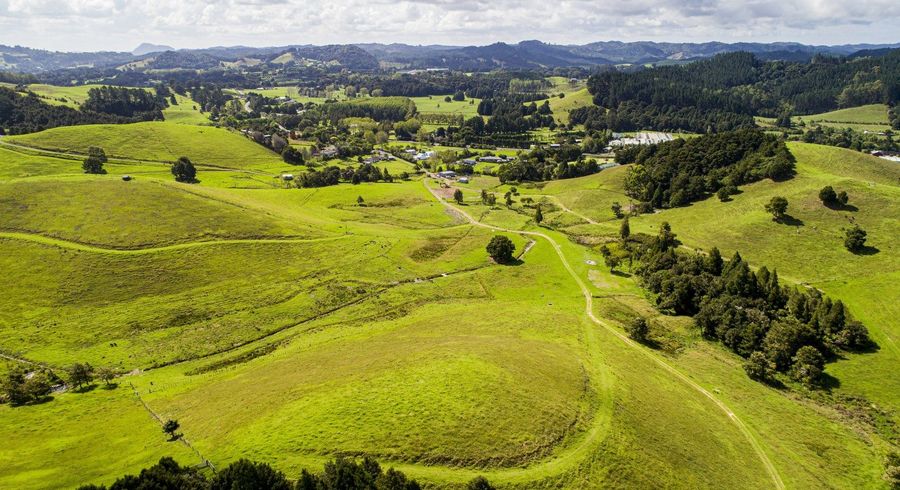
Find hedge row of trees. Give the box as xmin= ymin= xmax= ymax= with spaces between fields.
xmin=2 ymin=362 xmax=117 ymax=406
xmin=619 ymin=129 xmax=795 ymax=209
xmin=77 ymin=456 xmax=496 ymax=490
xmin=296 ymin=164 xmax=395 ymax=188
xmin=631 ymin=224 xmax=870 ymax=387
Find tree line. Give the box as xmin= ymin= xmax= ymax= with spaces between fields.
xmin=618 ymin=129 xmax=795 ymax=209
xmin=0 ymin=87 xmax=159 ymax=134
xmin=627 ymin=224 xmax=870 ymax=388
xmin=77 ymin=455 xmax=497 ymax=490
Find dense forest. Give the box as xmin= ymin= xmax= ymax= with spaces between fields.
xmin=81 ymin=86 xmax=166 ymax=118
xmin=632 ymin=224 xmax=870 ymax=386
xmin=618 ymin=130 xmax=795 ymax=209
xmin=584 ymin=50 xmax=900 ymax=132
xmin=0 ymin=87 xmax=163 ymax=134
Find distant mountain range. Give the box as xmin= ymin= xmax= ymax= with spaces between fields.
xmin=132 ymin=43 xmax=175 ymax=56
xmin=1 ymin=40 xmax=898 ymax=73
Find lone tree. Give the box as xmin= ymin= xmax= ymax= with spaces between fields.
xmin=453 ymin=188 xmax=463 ymax=204
xmin=619 ymin=216 xmax=630 ymax=240
xmin=357 ymin=196 xmax=365 ymax=206
xmin=162 ymin=419 xmax=180 ymax=440
xmin=67 ymin=363 xmax=94 ymax=390
xmin=467 ymin=476 xmax=495 ymax=490
xmin=611 ymin=201 xmax=623 ymax=219
xmin=765 ymin=196 xmax=789 ymax=221
xmin=534 ymin=205 xmax=543 ymax=224
xmin=96 ymin=366 xmax=117 ymax=386
xmin=82 ymin=156 xmax=105 ymax=174
xmin=844 ymin=225 xmax=868 ymax=253
xmin=626 ymin=317 xmax=649 ymax=343
xmin=819 ymin=185 xmax=837 ymax=204
xmin=486 ymin=235 xmax=516 ymax=264
xmin=837 ymin=190 xmax=849 ymax=206
xmin=791 ymin=345 xmax=825 ymax=388
xmin=171 ymin=156 xmax=197 ymax=183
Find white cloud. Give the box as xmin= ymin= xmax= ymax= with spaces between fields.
xmin=1 ymin=0 xmax=898 ymax=52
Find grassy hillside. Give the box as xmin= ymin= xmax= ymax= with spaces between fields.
xmin=536 ymin=142 xmax=900 ymax=427
xmin=794 ymin=104 xmax=892 ymax=131
xmin=0 ymin=133 xmax=894 ymax=489
xmin=162 ymin=93 xmax=210 ymax=125
xmin=6 ymin=122 xmax=284 ymax=169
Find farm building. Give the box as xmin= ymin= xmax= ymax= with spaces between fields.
xmin=320 ymin=145 xmax=339 ymax=158
xmin=437 ymin=170 xmax=457 ymax=178
xmin=458 ymin=176 xmax=470 ymax=183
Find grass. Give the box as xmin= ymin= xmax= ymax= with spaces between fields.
xmin=795 ymin=104 xmax=891 ymax=128
xmin=0 ymin=383 xmax=200 ymax=490
xmin=6 ymin=122 xmax=284 ymax=169
xmin=24 ymin=84 xmax=116 ymax=108
xmin=163 ymin=94 xmax=211 ymax=125
xmin=411 ymin=96 xmax=482 ymax=117
xmin=0 ymin=129 xmax=896 ymax=490
xmin=539 ymin=142 xmax=900 ymax=426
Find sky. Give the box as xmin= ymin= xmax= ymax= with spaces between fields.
xmin=1 ymin=0 xmax=899 ymax=52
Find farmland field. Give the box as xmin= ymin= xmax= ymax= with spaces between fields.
xmin=412 ymin=96 xmax=482 ymax=117
xmin=0 ymin=116 xmax=895 ymax=489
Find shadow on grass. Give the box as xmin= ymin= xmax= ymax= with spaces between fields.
xmin=820 ymin=372 xmax=841 ymax=391
xmin=611 ymin=270 xmax=632 ymax=278
xmin=851 ymin=245 xmax=880 ymax=256
xmin=776 ymin=214 xmax=804 ymax=227
xmin=101 ymin=382 xmax=119 ymax=390
xmin=825 ymin=202 xmax=859 ymax=212
xmin=73 ymin=384 xmax=98 ymax=394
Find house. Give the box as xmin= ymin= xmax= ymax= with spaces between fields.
xmin=477 ymin=156 xmax=506 ymax=164
xmin=459 ymin=159 xmax=477 ymax=166
xmin=321 ymin=145 xmax=339 ymax=158
xmin=414 ymin=151 xmax=436 ymax=161
xmin=404 ymin=149 xmax=418 ymax=154
xmin=282 ymin=174 xmax=294 ymax=181
xmin=458 ymin=176 xmax=470 ymax=183
xmin=437 ymin=170 xmax=456 ymax=178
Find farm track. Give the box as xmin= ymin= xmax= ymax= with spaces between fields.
xmin=0 ymin=231 xmax=347 ymax=254
xmin=423 ymin=177 xmax=786 ymax=489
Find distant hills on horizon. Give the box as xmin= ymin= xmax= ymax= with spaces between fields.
xmin=2 ymin=39 xmax=899 ymax=73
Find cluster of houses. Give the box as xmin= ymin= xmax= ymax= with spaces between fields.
xmin=363 ymin=150 xmax=396 ymax=165
xmin=606 ymin=132 xmax=675 ymax=151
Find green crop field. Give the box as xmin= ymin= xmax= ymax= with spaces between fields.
xmin=0 ymin=125 xmax=896 ymax=490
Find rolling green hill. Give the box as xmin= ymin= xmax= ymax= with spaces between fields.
xmin=6 ymin=122 xmax=284 ymax=169
xmin=0 ymin=134 xmax=895 ymax=490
